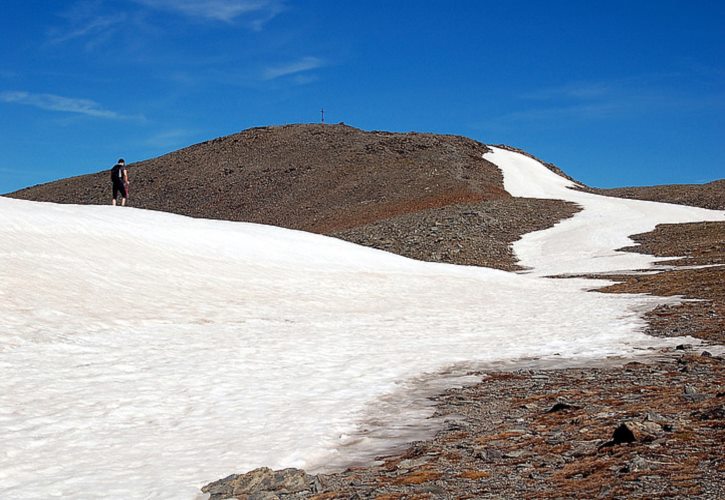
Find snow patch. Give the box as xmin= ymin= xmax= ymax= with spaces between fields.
xmin=484 ymin=146 xmax=724 ymax=276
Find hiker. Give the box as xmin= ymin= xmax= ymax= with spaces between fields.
xmin=110 ymin=158 xmax=129 ymax=206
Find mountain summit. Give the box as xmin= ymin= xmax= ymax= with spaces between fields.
xmin=9 ymin=124 xmax=576 ymax=269
xmin=10 ymin=124 xmax=507 ymax=231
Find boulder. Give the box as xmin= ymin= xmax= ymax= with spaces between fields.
xmin=611 ymin=421 xmax=663 ymax=444
xmin=202 ymin=467 xmax=315 ymax=500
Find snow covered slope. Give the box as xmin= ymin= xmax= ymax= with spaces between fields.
xmin=0 ymin=151 xmax=722 ymax=499
xmin=484 ymin=147 xmax=724 ymax=276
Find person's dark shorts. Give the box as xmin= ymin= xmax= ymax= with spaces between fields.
xmin=113 ymin=181 xmax=128 ymax=199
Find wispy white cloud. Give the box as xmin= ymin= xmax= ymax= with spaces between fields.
xmin=133 ymin=0 xmax=284 ymax=24
xmin=45 ymin=1 xmax=130 ymax=50
xmin=48 ymin=13 xmax=127 ymax=45
xmin=0 ymin=91 xmax=125 ymax=119
xmin=262 ymin=56 xmax=324 ymax=80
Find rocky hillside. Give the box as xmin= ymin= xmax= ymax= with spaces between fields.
xmin=9 ymin=124 xmax=506 ymax=231
xmin=8 ymin=124 xmax=578 ymax=270
xmin=597 ymin=180 xmax=725 ymax=210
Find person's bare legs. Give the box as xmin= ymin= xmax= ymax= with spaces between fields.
xmin=112 ymin=198 xmax=117 ymax=206
xmin=121 ymin=197 xmax=126 ymax=206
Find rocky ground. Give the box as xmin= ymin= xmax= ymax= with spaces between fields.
xmin=203 ymin=221 xmax=725 ymax=499
xmin=334 ymin=198 xmax=578 ymax=271
xmin=597 ymin=181 xmax=725 ymax=211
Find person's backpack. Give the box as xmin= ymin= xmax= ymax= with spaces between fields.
xmin=110 ymin=163 xmax=124 ymax=181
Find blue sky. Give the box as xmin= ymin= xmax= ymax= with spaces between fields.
xmin=1 ymin=0 xmax=723 ymax=193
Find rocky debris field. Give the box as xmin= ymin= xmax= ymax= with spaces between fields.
xmin=203 ymin=220 xmax=725 ymax=499
xmin=334 ymin=198 xmax=578 ymax=271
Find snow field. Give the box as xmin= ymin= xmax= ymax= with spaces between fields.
xmin=1 ymin=151 xmax=723 ymax=499
xmin=485 ymin=147 xmax=724 ymax=275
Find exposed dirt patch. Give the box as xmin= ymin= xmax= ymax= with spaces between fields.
xmin=598 ymin=266 xmax=725 ymax=344
xmin=316 ymin=353 xmax=725 ymax=499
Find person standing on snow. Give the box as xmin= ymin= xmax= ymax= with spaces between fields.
xmin=110 ymin=158 xmax=129 ymax=206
